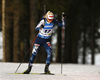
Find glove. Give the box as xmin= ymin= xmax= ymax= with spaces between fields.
xmin=62 ymin=12 xmax=66 ymax=18
xmin=41 ymin=24 xmax=44 ymax=28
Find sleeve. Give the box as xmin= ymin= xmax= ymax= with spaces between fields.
xmin=35 ymin=19 xmax=45 ymax=31
xmin=53 ymin=19 xmax=65 ymax=27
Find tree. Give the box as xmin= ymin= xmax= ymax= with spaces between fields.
xmin=2 ymin=0 xmax=6 ymax=61
xmin=3 ymin=0 xmax=14 ymax=62
xmin=13 ymin=0 xmax=20 ymax=62
xmin=91 ymin=0 xmax=95 ymax=64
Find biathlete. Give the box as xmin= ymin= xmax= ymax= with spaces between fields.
xmin=23 ymin=11 xmax=65 ymax=74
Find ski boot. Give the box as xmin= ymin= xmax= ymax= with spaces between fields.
xmin=23 ymin=66 xmax=32 ymax=74
xmin=44 ymin=64 xmax=51 ymax=74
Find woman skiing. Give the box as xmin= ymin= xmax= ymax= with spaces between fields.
xmin=23 ymin=11 xmax=65 ymax=74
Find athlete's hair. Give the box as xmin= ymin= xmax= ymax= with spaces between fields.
xmin=45 ymin=11 xmax=54 ymax=19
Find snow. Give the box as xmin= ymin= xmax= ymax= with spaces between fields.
xmin=95 ymin=54 xmax=100 ymax=65
xmin=0 ymin=63 xmax=100 ymax=80
xmin=0 ymin=31 xmax=3 ymax=60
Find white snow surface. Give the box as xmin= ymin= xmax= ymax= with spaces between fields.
xmin=0 ymin=31 xmax=2 ymax=60
xmin=0 ymin=63 xmax=100 ymax=80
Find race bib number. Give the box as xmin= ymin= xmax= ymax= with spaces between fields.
xmin=40 ymin=29 xmax=52 ymax=35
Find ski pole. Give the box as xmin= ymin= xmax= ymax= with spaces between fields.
xmin=44 ymin=3 xmax=46 ymax=15
xmin=61 ymin=12 xmax=66 ymax=74
xmin=42 ymin=1 xmax=47 ymax=17
xmin=15 ymin=35 xmax=37 ymax=73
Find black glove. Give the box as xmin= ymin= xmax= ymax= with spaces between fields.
xmin=41 ymin=24 xmax=44 ymax=28
xmin=62 ymin=12 xmax=66 ymax=18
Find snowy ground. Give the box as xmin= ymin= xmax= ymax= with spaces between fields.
xmin=0 ymin=31 xmax=2 ymax=61
xmin=0 ymin=62 xmax=100 ymax=80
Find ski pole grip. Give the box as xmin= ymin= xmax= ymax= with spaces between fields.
xmin=62 ymin=12 xmax=66 ymax=18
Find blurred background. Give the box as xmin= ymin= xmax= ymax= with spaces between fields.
xmin=1 ymin=0 xmax=100 ymax=65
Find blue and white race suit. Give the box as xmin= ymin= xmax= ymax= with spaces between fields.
xmin=29 ymin=18 xmax=65 ymax=66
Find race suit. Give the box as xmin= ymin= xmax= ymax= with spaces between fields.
xmin=29 ymin=18 xmax=65 ymax=66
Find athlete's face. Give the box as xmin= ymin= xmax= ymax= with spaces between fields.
xmin=47 ymin=19 xmax=53 ymax=23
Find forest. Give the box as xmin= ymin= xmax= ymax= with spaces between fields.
xmin=1 ymin=0 xmax=100 ymax=65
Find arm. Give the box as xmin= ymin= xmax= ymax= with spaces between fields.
xmin=35 ymin=19 xmax=45 ymax=31
xmin=53 ymin=18 xmax=65 ymax=27
xmin=55 ymin=12 xmax=66 ymax=27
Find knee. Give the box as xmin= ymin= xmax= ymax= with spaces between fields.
xmin=32 ymin=44 xmax=40 ymax=55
